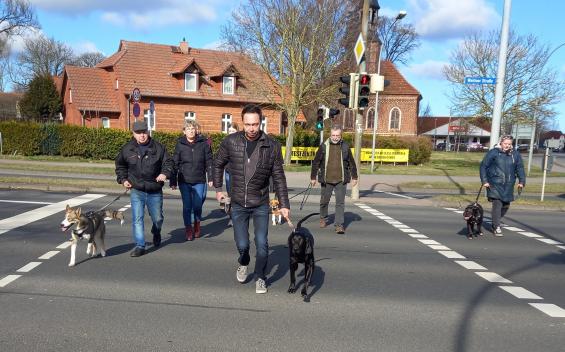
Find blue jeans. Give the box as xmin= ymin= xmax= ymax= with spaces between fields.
xmin=230 ymin=203 xmax=269 ymax=280
xmin=130 ymin=189 xmax=164 ymax=248
xmin=178 ymin=182 xmax=206 ymax=226
xmin=225 ymin=170 xmax=231 ymax=194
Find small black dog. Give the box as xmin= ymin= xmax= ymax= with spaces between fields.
xmin=288 ymin=212 xmax=318 ymax=299
xmin=463 ymin=202 xmax=484 ymax=239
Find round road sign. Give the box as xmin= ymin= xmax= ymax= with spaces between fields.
xmin=132 ymin=88 xmax=141 ymax=102
xmin=133 ymin=102 xmax=140 ymax=117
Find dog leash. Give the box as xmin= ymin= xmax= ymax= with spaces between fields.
xmin=288 ymin=183 xmax=312 ymax=201
xmin=298 ymin=183 xmax=312 ymax=211
xmin=97 ymin=189 xmax=129 ymax=211
xmin=474 ymin=184 xmax=484 ymax=203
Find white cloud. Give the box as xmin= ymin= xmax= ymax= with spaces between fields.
xmin=406 ymin=60 xmax=448 ymax=80
xmin=202 ymin=40 xmax=223 ymax=50
xmin=73 ymin=41 xmax=103 ymax=55
xmin=4 ymin=27 xmax=43 ymax=54
xmin=408 ymin=0 xmax=500 ymax=40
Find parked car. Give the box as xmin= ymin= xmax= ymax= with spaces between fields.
xmin=517 ymin=144 xmax=538 ymax=152
xmin=436 ymin=142 xmax=446 ymax=151
xmin=467 ymin=142 xmax=486 ymax=152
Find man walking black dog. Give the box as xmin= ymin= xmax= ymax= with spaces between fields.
xmin=214 ymin=104 xmax=290 ymax=294
xmin=310 ymin=125 xmax=358 ymax=234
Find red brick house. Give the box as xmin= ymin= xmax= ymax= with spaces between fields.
xmin=58 ymin=39 xmax=301 ymax=134
xmin=337 ymin=41 xmax=422 ymax=136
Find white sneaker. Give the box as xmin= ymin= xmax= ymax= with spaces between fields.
xmin=494 ymin=226 xmax=504 ymax=237
xmin=236 ymin=265 xmax=248 ymax=283
xmin=255 ymin=278 xmax=267 ymax=294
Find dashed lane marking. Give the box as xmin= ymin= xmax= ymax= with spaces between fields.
xmin=38 ymin=251 xmax=59 ymax=260
xmin=359 ymin=203 xmax=565 ymax=318
xmin=16 ymin=262 xmax=42 ymax=273
xmin=56 ymin=241 xmax=72 ymax=249
xmin=500 ymin=286 xmax=543 ymax=300
xmin=0 ymin=275 xmax=22 ymax=287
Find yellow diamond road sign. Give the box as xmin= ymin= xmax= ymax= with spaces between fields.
xmin=354 ymin=33 xmax=365 ymax=65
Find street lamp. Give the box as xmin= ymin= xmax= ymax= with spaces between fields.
xmin=370 ymin=10 xmax=407 ymax=173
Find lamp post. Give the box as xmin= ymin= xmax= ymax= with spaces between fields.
xmin=370 ymin=10 xmax=406 ymax=173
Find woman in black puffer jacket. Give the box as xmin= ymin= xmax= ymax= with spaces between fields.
xmin=170 ymin=120 xmax=213 ymax=241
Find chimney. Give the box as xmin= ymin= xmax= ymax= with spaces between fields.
xmin=368 ymin=39 xmax=382 ymax=73
xmin=179 ymin=37 xmax=189 ymax=54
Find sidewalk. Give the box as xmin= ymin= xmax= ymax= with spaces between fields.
xmin=1 ymin=158 xmax=564 ymax=210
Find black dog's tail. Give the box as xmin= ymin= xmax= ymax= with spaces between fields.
xmin=293 ymin=212 xmax=320 ymax=231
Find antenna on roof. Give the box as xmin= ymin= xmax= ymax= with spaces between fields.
xmin=182 ymin=37 xmax=186 ymax=41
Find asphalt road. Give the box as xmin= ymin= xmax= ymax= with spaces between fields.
xmin=0 ymin=190 xmax=564 ymax=352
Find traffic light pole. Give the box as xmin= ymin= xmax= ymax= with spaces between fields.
xmin=351 ymin=0 xmax=371 ymax=200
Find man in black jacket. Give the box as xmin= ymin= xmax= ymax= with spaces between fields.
xmin=214 ymin=104 xmax=290 ymax=294
xmin=310 ymin=125 xmax=358 ymax=234
xmin=115 ymin=120 xmax=173 ymax=257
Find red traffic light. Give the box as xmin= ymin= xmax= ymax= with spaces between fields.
xmin=359 ymin=74 xmax=370 ymax=85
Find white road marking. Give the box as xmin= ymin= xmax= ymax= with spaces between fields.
xmin=444 ymin=208 xmax=458 ymax=211
xmin=438 ymin=251 xmax=466 ymax=259
xmin=475 ymin=272 xmax=512 ymax=283
xmin=453 ymin=210 xmax=464 ymax=214
xmin=0 ymin=199 xmax=54 ymax=205
xmin=557 ymin=245 xmax=565 ymax=250
xmin=399 ymin=228 xmax=419 ymax=233
xmin=536 ymin=238 xmax=563 ymax=245
xmin=428 ymin=245 xmax=451 ymax=251
xmin=529 ymin=303 xmax=565 ymax=318
xmin=377 ymin=216 xmax=393 ymax=220
xmin=408 ymin=234 xmax=428 ymax=238
xmin=56 ymin=241 xmax=72 ymax=249
xmin=418 ymin=239 xmax=441 ymax=245
xmin=38 ymin=251 xmax=59 ymax=260
xmin=454 ymin=260 xmax=487 ymax=270
xmin=503 ymin=226 xmax=525 ymax=232
xmin=518 ymin=231 xmax=542 ymax=238
xmin=16 ymin=262 xmax=42 ymax=273
xmin=385 ymin=220 xmax=402 ymax=225
xmin=0 ymin=275 xmax=22 ymax=287
xmin=499 ymin=286 xmax=543 ymax=300
xmin=0 ymin=194 xmax=106 ymax=235
xmin=393 ymin=224 xmax=410 ymax=228
xmin=371 ymin=189 xmax=416 ymax=199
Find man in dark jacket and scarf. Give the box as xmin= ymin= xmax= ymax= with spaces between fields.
xmin=213 ymin=104 xmax=290 ymax=294
xmin=115 ymin=120 xmax=173 ymax=256
xmin=480 ymin=135 xmax=525 ymax=236
xmin=310 ymin=125 xmax=358 ymax=234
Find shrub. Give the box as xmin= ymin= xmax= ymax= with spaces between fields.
xmin=0 ymin=121 xmax=43 ymax=155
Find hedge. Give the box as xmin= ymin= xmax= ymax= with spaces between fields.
xmin=0 ymin=121 xmax=431 ymax=164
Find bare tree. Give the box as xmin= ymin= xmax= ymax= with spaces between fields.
xmin=444 ymin=30 xmax=564 ymax=133
xmin=10 ymin=35 xmax=74 ymax=90
xmin=0 ymin=0 xmax=39 ymax=91
xmin=221 ymin=0 xmax=349 ymax=165
xmin=71 ymin=51 xmax=106 ymax=67
xmin=419 ymin=102 xmax=432 ymax=117
xmin=377 ymin=16 xmax=420 ymax=65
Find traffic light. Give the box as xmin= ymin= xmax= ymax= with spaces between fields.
xmin=315 ymin=108 xmax=324 ymax=131
xmin=339 ymin=73 xmax=357 ymax=109
xmin=358 ymin=74 xmax=371 ymax=109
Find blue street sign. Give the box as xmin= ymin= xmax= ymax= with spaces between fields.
xmin=464 ymin=77 xmax=496 ymax=85
xmin=132 ymin=102 xmax=140 ymax=118
xmin=149 ymin=100 xmax=155 ymax=113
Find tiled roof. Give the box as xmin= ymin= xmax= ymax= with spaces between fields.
xmin=103 ymin=40 xmax=277 ymax=103
xmin=541 ymin=130 xmax=563 ymax=139
xmin=64 ymin=66 xmax=120 ymax=112
xmin=380 ymin=61 xmax=420 ymax=96
xmin=96 ymin=50 xmax=126 ymax=68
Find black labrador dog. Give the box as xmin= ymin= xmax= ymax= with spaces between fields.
xmin=288 ymin=212 xmax=318 ymax=299
xmin=463 ymin=202 xmax=484 ymax=239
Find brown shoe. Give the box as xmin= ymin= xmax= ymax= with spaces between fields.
xmin=319 ymin=218 xmax=327 ymax=228
xmin=335 ymin=225 xmax=345 ymax=234
xmin=185 ymin=226 xmax=193 ymax=241
xmin=194 ymin=221 xmax=201 ymax=239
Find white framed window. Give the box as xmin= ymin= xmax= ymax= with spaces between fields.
xmin=101 ymin=117 xmax=110 ymax=128
xmin=260 ymin=116 xmax=267 ymax=132
xmin=223 ymin=76 xmax=235 ymax=95
xmin=184 ymin=111 xmax=196 ymax=121
xmin=185 ymin=73 xmax=198 ymax=92
xmin=366 ymin=108 xmax=375 ymax=130
xmin=221 ymin=113 xmax=232 ymax=133
xmin=144 ymin=109 xmax=156 ymax=131
xmin=389 ymin=107 xmax=401 ymax=130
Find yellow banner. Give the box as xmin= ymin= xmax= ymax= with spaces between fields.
xmin=281 ymin=147 xmax=409 ymax=162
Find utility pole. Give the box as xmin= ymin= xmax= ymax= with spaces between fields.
xmin=352 ymin=0 xmax=376 ymax=200
xmin=489 ymin=0 xmax=512 ymax=149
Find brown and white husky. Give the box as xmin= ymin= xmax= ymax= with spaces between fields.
xmin=60 ymin=205 xmax=124 ymax=267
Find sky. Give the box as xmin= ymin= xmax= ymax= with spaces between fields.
xmin=8 ymin=0 xmax=565 ymax=130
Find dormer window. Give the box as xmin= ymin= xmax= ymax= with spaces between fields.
xmin=223 ymin=76 xmax=235 ymax=95
xmin=185 ymin=73 xmax=198 ymax=92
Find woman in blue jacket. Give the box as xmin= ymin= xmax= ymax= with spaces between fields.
xmin=480 ymin=135 xmax=526 ymax=236
xmin=170 ymin=120 xmax=213 ymax=241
